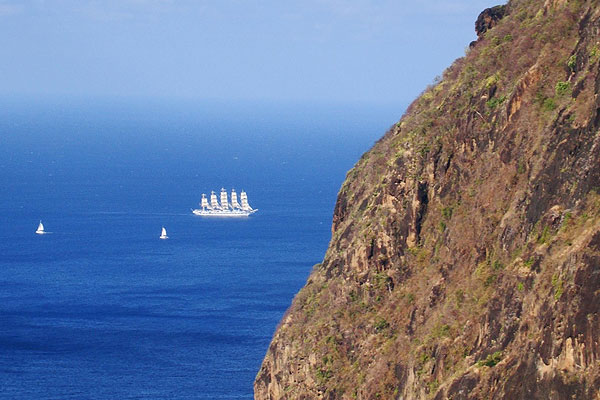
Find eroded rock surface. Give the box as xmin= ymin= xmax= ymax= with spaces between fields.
xmin=475 ymin=5 xmax=508 ymax=37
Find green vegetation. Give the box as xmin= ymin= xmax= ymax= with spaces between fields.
xmin=478 ymin=351 xmax=503 ymax=367
xmin=590 ymin=45 xmax=600 ymax=62
xmin=537 ymin=226 xmax=551 ymax=244
xmin=552 ymin=273 xmax=564 ymax=300
xmin=524 ymin=257 xmax=535 ymax=269
xmin=427 ymin=380 xmax=439 ymax=394
xmin=475 ymin=255 xmax=505 ymax=289
xmin=486 ymin=95 xmax=506 ymax=109
xmin=431 ymin=323 xmax=451 ymax=338
xmin=484 ymin=274 xmax=497 ymax=287
xmin=542 ymin=97 xmax=557 ymax=111
xmin=439 ymin=221 xmax=447 ymax=232
xmin=441 ymin=206 xmax=454 ymax=220
xmin=316 ymin=368 xmax=333 ymax=385
xmin=374 ymin=317 xmax=390 ymax=332
xmin=560 ymin=212 xmax=572 ymax=231
xmin=492 ymin=259 xmax=504 ymax=271
xmin=454 ymin=289 xmax=465 ymax=308
xmin=484 ymin=73 xmax=499 ymax=89
xmin=555 ymin=81 xmax=570 ymax=96
xmin=439 ymin=205 xmax=454 ymax=232
xmin=567 ymin=55 xmax=577 ymax=72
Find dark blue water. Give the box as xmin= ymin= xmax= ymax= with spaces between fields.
xmin=0 ymin=98 xmax=400 ymax=399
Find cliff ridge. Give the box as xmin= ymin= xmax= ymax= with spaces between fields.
xmin=256 ymin=1 xmax=600 ymax=398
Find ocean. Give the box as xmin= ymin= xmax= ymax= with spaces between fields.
xmin=0 ymin=98 xmax=400 ymax=399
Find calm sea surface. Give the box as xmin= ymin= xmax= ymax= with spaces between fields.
xmin=0 ymin=98 xmax=400 ymax=399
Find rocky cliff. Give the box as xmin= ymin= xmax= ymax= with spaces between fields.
xmin=255 ymin=1 xmax=600 ymax=398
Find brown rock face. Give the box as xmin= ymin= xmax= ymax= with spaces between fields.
xmin=475 ymin=5 xmax=507 ymax=37
xmin=256 ymin=0 xmax=600 ymax=399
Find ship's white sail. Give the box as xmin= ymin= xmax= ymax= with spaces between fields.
xmin=159 ymin=227 xmax=168 ymax=239
xmin=230 ymin=189 xmax=241 ymax=209
xmin=192 ymin=188 xmax=257 ymax=217
xmin=240 ymin=190 xmax=253 ymax=211
xmin=35 ymin=221 xmax=45 ymax=234
xmin=220 ymin=188 xmax=229 ymax=210
xmin=201 ymin=193 xmax=210 ymax=209
xmin=210 ymin=191 xmax=219 ymax=209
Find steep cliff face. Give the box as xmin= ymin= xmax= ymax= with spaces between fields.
xmin=255 ymin=1 xmax=600 ymax=398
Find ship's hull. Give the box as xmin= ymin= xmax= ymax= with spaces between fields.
xmin=192 ymin=209 xmax=258 ymax=217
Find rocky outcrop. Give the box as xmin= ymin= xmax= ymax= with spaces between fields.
xmin=475 ymin=5 xmax=507 ymax=37
xmin=256 ymin=0 xmax=600 ymax=398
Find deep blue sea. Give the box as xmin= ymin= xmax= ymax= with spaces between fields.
xmin=0 ymin=98 xmax=400 ymax=399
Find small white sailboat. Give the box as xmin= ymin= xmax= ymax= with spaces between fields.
xmin=159 ymin=227 xmax=168 ymax=240
xmin=35 ymin=220 xmax=45 ymax=235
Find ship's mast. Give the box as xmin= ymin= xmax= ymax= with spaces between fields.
xmin=210 ymin=191 xmax=219 ymax=209
xmin=220 ymin=188 xmax=229 ymax=210
xmin=240 ymin=190 xmax=252 ymax=211
xmin=201 ymin=193 xmax=210 ymax=210
xmin=231 ymin=189 xmax=241 ymax=209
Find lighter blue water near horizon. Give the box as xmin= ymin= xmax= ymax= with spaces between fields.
xmin=0 ymin=99 xmax=403 ymax=399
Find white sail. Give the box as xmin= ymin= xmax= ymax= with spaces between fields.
xmin=201 ymin=194 xmax=210 ymax=209
xmin=240 ymin=190 xmax=253 ymax=211
xmin=210 ymin=191 xmax=219 ymax=209
xmin=35 ymin=221 xmax=45 ymax=234
xmin=160 ymin=227 xmax=168 ymax=239
xmin=230 ymin=189 xmax=241 ymax=209
xmin=220 ymin=188 xmax=229 ymax=210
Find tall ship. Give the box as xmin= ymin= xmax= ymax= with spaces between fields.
xmin=192 ymin=188 xmax=258 ymax=217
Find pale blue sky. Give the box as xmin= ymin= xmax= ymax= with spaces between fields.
xmin=0 ymin=0 xmax=501 ymax=105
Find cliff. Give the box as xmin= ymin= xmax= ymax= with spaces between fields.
xmin=255 ymin=1 xmax=600 ymax=398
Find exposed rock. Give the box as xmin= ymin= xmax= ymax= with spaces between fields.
xmin=256 ymin=1 xmax=600 ymax=399
xmin=475 ymin=5 xmax=507 ymax=37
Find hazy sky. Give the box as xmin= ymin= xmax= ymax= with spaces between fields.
xmin=0 ymin=0 xmax=501 ymax=104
